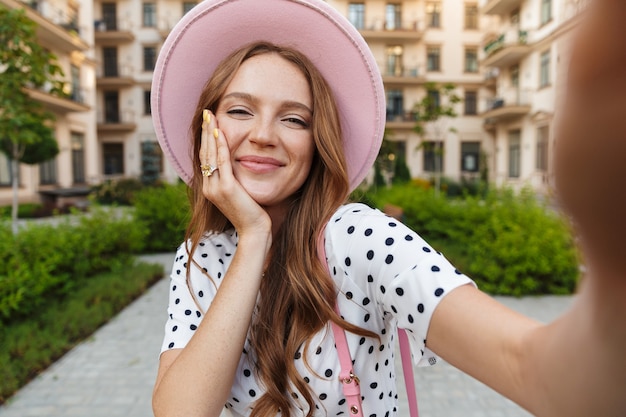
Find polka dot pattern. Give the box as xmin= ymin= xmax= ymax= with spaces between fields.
xmin=160 ymin=203 xmax=474 ymax=416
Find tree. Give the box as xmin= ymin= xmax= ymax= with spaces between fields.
xmin=412 ymin=82 xmax=461 ymax=196
xmin=0 ymin=5 xmax=64 ymax=234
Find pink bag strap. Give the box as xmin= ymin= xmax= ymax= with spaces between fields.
xmin=330 ymin=317 xmax=365 ymax=417
xmin=318 ymin=228 xmax=419 ymax=417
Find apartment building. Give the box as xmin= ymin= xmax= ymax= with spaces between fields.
xmin=480 ymin=0 xmax=588 ymax=194
xmin=329 ymin=0 xmax=493 ymax=186
xmin=0 ymin=0 xmax=97 ymax=206
xmin=1 ymin=0 xmax=589 ymax=207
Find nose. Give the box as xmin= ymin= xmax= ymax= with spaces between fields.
xmin=249 ymin=116 xmax=276 ymax=146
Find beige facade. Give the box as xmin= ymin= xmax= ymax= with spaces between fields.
xmin=0 ymin=0 xmax=97 ymax=206
xmin=1 ymin=0 xmax=589 ymax=206
xmin=329 ymin=0 xmax=493 ymax=186
xmin=480 ymin=0 xmax=588 ymax=194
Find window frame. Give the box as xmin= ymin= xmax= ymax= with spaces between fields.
xmin=464 ymin=3 xmax=479 ymax=30
xmin=464 ymin=47 xmax=478 ymax=73
xmin=539 ymin=49 xmax=551 ymax=88
xmin=142 ymin=2 xmax=157 ymax=28
xmin=426 ymin=45 xmax=441 ymax=72
xmin=464 ymin=90 xmax=478 ymax=115
xmin=426 ymin=1 xmax=441 ymax=28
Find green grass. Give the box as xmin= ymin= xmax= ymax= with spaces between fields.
xmin=0 ymin=258 xmax=164 ymax=404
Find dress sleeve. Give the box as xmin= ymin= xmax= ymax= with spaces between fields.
xmin=159 ymin=235 xmax=234 ymax=355
xmin=325 ymin=203 xmax=476 ymax=366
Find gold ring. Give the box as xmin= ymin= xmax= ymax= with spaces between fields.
xmin=200 ymin=164 xmax=218 ymax=177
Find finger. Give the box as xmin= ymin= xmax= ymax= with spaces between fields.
xmin=200 ymin=110 xmax=218 ymax=178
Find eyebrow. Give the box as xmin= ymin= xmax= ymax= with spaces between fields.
xmin=221 ymin=92 xmax=312 ymax=115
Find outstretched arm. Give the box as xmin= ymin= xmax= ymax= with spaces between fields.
xmin=428 ymin=1 xmax=626 ymax=415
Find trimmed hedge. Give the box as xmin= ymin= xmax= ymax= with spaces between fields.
xmin=361 ymin=185 xmax=580 ymax=296
xmin=0 ymin=260 xmax=163 ymax=404
xmin=0 ymin=208 xmax=147 ymax=323
xmin=133 ymin=182 xmax=190 ymax=252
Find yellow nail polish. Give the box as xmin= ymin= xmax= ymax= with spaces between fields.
xmin=203 ymin=109 xmax=210 ymax=124
xmin=213 ymin=128 xmax=219 ymax=139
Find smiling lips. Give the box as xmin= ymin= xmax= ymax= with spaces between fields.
xmin=237 ymin=155 xmax=285 ymax=173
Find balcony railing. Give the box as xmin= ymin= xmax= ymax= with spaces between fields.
xmin=482 ymin=89 xmax=532 ymax=123
xmin=23 ymin=0 xmax=81 ymax=35
xmin=384 ymin=67 xmax=421 ymax=78
xmin=484 ymin=29 xmax=528 ymax=56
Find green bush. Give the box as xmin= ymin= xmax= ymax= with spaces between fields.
xmin=367 ymin=184 xmax=580 ymax=296
xmin=90 ymin=178 xmax=145 ymax=205
xmin=0 ymin=203 xmax=47 ymax=219
xmin=133 ymin=182 xmax=190 ymax=252
xmin=0 ymin=260 xmax=163 ymax=403
xmin=0 ymin=207 xmax=147 ymax=322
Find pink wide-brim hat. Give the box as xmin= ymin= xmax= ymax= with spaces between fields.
xmin=151 ymin=0 xmax=385 ymax=191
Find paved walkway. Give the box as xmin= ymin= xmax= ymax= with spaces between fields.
xmin=0 ymin=253 xmax=575 ymax=417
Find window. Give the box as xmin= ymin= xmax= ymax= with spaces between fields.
xmin=69 ymin=65 xmax=82 ymax=102
xmin=104 ymin=91 xmax=120 ymax=123
xmin=536 ymin=126 xmax=549 ymax=171
xmin=386 ymin=45 xmax=403 ymax=76
xmin=510 ymin=64 xmax=520 ymax=88
xmin=103 ymin=47 xmax=118 ymax=77
xmin=143 ymin=3 xmax=156 ymax=27
xmin=348 ymin=3 xmax=365 ymax=29
xmin=461 ymin=142 xmax=480 ymax=172
xmin=541 ymin=0 xmax=552 ymax=24
xmin=426 ymin=46 xmax=441 ymax=72
xmin=183 ymin=2 xmax=196 ymax=14
xmin=540 ymin=50 xmax=551 ymax=88
xmin=102 ymin=3 xmax=117 ymax=30
xmin=464 ymin=47 xmax=478 ymax=73
xmin=508 ymin=130 xmax=521 ymax=178
xmin=103 ymin=143 xmax=125 ymax=176
xmin=141 ymin=141 xmax=163 ymax=183
xmin=0 ymin=154 xmax=12 ymax=186
xmin=423 ymin=141 xmax=444 ymax=172
xmin=144 ymin=90 xmax=151 ymax=115
xmin=427 ymin=89 xmax=440 ymax=113
xmin=72 ymin=132 xmax=85 ymax=184
xmin=39 ymin=159 xmax=57 ymax=185
xmin=464 ymin=4 xmax=478 ymax=29
xmin=144 ymin=46 xmax=157 ymax=71
xmin=386 ymin=89 xmax=404 ymax=120
xmin=464 ymin=90 xmax=477 ymax=115
xmin=426 ymin=2 xmax=441 ymax=28
xmin=385 ymin=3 xmax=401 ymax=30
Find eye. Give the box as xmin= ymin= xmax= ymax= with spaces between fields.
xmin=226 ymin=108 xmax=252 ymax=118
xmin=283 ymin=117 xmax=310 ymax=129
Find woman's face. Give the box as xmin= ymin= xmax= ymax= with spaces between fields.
xmin=215 ymin=53 xmax=315 ymax=211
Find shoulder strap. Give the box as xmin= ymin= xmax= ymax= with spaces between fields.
xmin=318 ymin=227 xmax=419 ymax=417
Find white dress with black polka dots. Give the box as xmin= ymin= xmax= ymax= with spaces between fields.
xmin=161 ymin=203 xmax=474 ymax=416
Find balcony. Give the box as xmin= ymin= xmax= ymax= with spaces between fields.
xmin=484 ymin=68 xmax=500 ymax=89
xmin=385 ymin=112 xmax=418 ymax=131
xmin=481 ymin=89 xmax=531 ymax=124
xmin=359 ymin=20 xmax=423 ymax=42
xmin=1 ymin=0 xmax=88 ymax=53
xmin=482 ymin=0 xmax=524 ymax=16
xmin=26 ymin=87 xmax=90 ymax=114
xmin=96 ymin=65 xmax=135 ymax=88
xmin=482 ymin=29 xmax=531 ymax=68
xmin=94 ymin=20 xmax=135 ymax=44
xmin=97 ymin=110 xmax=137 ymax=132
xmin=382 ymin=67 xmax=425 ymax=86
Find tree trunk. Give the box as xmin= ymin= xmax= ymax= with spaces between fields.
xmin=11 ymin=156 xmax=19 ymax=235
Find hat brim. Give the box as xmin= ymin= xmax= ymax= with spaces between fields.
xmin=151 ymin=0 xmax=385 ymax=191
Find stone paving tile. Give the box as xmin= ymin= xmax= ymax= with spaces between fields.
xmin=0 ymin=253 xmax=575 ymax=417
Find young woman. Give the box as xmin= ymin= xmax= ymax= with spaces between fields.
xmin=151 ymin=1 xmax=626 ymax=416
